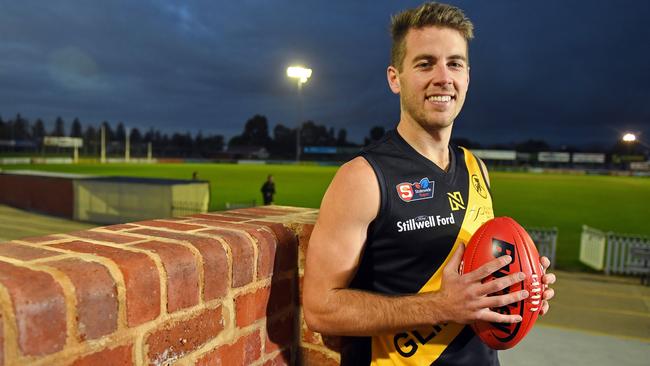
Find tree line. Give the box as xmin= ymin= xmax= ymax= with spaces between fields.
xmin=2 ymin=113 xmax=629 ymax=157
xmin=0 ymin=113 xmax=392 ymax=158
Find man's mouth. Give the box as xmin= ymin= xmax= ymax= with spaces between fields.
xmin=426 ymin=95 xmax=455 ymax=103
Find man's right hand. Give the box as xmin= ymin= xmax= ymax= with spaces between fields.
xmin=433 ymin=244 xmax=529 ymax=324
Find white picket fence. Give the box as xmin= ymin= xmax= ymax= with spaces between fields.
xmin=580 ymin=225 xmax=650 ymax=278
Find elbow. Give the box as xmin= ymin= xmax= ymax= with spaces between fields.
xmin=302 ymin=293 xmax=336 ymax=335
xmin=303 ymin=300 xmax=328 ymax=334
xmin=303 ymin=307 xmax=322 ymax=333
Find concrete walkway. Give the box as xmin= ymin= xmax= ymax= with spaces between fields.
xmin=501 ymin=270 xmax=650 ymax=365
xmin=501 ymin=325 xmax=649 ymax=366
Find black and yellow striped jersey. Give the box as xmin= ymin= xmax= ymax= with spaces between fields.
xmin=342 ymin=130 xmax=497 ymax=366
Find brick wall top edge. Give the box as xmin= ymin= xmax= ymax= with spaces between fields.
xmin=0 ymin=207 xmax=320 ymax=365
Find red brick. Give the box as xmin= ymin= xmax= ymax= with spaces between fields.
xmin=146 ymin=306 xmax=224 ymax=365
xmin=0 ymin=242 xmax=60 ymax=261
xmin=235 ymin=286 xmax=270 ymax=328
xmin=133 ymin=241 xmax=200 ymax=312
xmin=298 ymin=224 xmax=315 ymax=250
xmin=47 ymin=258 xmax=118 ymax=340
xmin=134 ymin=220 xmax=205 ymax=232
xmin=249 ymin=222 xmax=298 ymax=274
xmin=302 ymin=325 xmax=321 ymax=345
xmin=251 ymin=230 xmax=277 ymax=279
xmin=195 ymin=330 xmax=261 ymax=366
xmin=18 ymin=234 xmax=67 ymax=244
xmin=0 ymin=261 xmax=66 ymax=356
xmin=189 ymin=219 xmax=262 ymax=231
xmin=51 ymin=241 xmax=160 ymax=326
xmin=216 ymin=211 xmax=263 ymax=219
xmin=301 ymin=348 xmax=339 ymax=366
xmin=101 ymin=224 xmax=139 ymax=231
xmin=72 ymin=344 xmax=133 ymax=366
xmin=298 ymin=224 xmax=315 ymax=270
xmin=189 ymin=213 xmax=251 ymax=222
xmin=263 ymin=350 xmax=292 ymax=366
xmin=265 ymin=312 xmax=295 ymax=354
xmin=128 ymin=229 xmax=228 ymax=300
xmin=69 ymin=230 xmax=141 ymax=244
xmin=202 ymin=229 xmax=254 ymax=288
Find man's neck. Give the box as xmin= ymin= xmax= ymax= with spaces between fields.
xmin=396 ymin=119 xmax=453 ymax=171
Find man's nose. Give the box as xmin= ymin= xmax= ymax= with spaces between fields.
xmin=432 ymin=65 xmax=453 ymax=87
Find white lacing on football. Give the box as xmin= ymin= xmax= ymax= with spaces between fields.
xmin=530 ymin=274 xmax=542 ymax=312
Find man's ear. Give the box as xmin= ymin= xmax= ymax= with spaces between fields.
xmin=387 ymin=65 xmax=401 ymax=94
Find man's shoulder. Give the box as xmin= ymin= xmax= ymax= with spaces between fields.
xmin=338 ymin=156 xmax=376 ymax=182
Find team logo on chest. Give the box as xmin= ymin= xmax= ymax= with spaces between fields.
xmin=447 ymin=191 xmax=465 ymax=211
xmin=396 ymin=177 xmax=434 ymax=202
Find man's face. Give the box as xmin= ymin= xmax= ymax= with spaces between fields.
xmin=388 ymin=26 xmax=470 ymax=132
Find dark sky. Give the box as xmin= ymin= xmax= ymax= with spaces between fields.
xmin=1 ymin=0 xmax=649 ymax=147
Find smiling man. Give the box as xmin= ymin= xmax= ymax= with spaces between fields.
xmin=303 ymin=2 xmax=556 ymax=365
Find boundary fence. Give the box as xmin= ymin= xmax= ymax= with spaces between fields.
xmin=580 ymin=225 xmax=650 ymax=280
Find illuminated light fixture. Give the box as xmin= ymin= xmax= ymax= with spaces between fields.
xmin=287 ymin=66 xmax=312 ymax=84
xmin=622 ymin=133 xmax=637 ymax=142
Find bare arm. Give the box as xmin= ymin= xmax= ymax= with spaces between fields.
xmin=302 ymin=157 xmax=528 ymax=336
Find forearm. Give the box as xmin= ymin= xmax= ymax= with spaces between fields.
xmin=304 ymin=287 xmax=446 ymax=336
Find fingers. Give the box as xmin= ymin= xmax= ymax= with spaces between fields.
xmin=540 ymin=256 xmax=551 ymax=270
xmin=540 ymin=300 xmax=550 ymax=316
xmin=467 ymin=255 xmax=512 ymax=281
xmin=478 ymin=289 xmax=529 ymax=309
xmin=542 ymin=273 xmax=556 ymax=285
xmin=479 ymin=272 xmax=526 ymax=296
xmin=542 ymin=287 xmax=554 ymax=301
xmin=478 ymin=310 xmax=523 ymax=324
xmin=445 ymin=243 xmax=465 ymax=274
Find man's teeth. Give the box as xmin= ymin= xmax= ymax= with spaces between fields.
xmin=427 ymin=95 xmax=452 ymax=102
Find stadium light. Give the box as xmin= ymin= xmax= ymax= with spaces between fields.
xmin=287 ymin=65 xmax=312 ymax=161
xmin=287 ymin=66 xmax=312 ymax=84
xmin=622 ymin=133 xmax=636 ymax=142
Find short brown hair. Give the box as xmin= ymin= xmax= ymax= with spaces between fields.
xmin=390 ymin=2 xmax=474 ymax=70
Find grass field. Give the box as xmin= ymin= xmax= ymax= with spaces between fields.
xmin=2 ymin=163 xmax=649 ymax=270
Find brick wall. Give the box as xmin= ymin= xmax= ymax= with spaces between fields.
xmin=0 ymin=206 xmax=341 ymax=366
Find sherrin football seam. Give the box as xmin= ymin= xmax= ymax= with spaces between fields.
xmin=509 ymin=219 xmax=543 ymax=344
xmin=509 ymin=219 xmax=543 ymax=313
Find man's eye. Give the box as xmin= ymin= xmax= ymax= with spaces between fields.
xmin=417 ymin=62 xmax=431 ymax=68
xmin=449 ymin=62 xmax=464 ymax=68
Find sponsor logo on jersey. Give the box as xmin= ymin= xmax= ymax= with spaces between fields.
xmin=447 ymin=191 xmax=465 ymax=211
xmin=396 ymin=212 xmax=455 ymax=233
xmin=468 ymin=205 xmax=493 ymax=223
xmin=396 ymin=177 xmax=434 ymax=202
xmin=471 ymin=174 xmax=488 ymax=199
xmin=393 ymin=323 xmax=449 ymax=357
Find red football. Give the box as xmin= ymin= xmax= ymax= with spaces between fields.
xmin=461 ymin=216 xmax=544 ymax=350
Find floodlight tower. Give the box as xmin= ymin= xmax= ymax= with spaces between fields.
xmin=287 ymin=66 xmax=312 ymax=161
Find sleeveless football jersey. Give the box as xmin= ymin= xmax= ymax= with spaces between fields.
xmin=341 ymin=130 xmax=496 ymax=366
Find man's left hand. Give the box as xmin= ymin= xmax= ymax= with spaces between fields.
xmin=539 ymin=256 xmax=556 ymax=315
